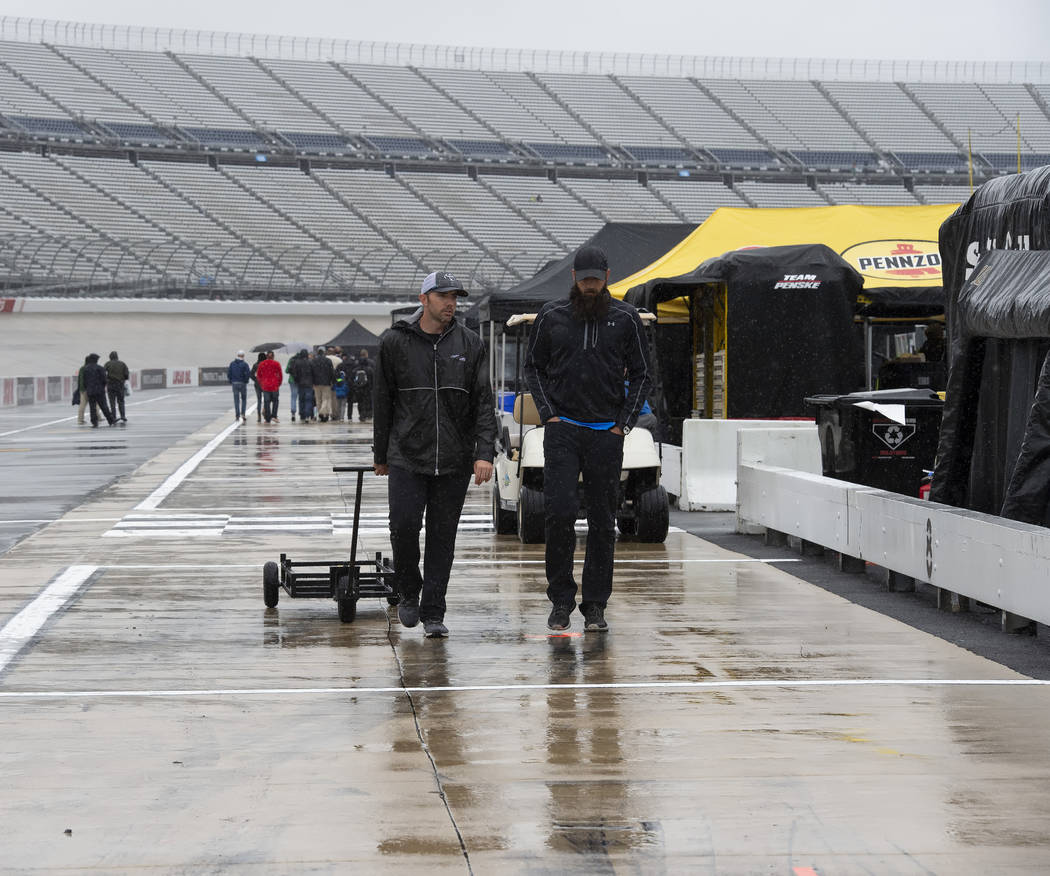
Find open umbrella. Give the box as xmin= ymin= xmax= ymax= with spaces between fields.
xmin=280 ymin=341 xmax=311 ymax=355
xmin=250 ymin=342 xmax=286 ymax=353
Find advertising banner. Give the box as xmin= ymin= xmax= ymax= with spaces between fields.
xmin=47 ymin=376 xmax=62 ymax=402
xmin=167 ymin=367 xmax=197 ymax=388
xmin=16 ymin=377 xmax=34 ymax=406
xmin=198 ymin=366 xmax=229 ymax=387
xmin=1 ymin=378 xmax=14 ymax=407
xmin=140 ymin=369 xmax=167 ymax=390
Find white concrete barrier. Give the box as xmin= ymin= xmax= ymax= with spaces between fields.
xmin=675 ymin=419 xmax=818 ymax=511
xmin=738 ymin=461 xmax=1050 ymax=630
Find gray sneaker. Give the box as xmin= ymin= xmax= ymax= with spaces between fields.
xmin=423 ymin=621 xmax=449 ymax=638
xmin=583 ymin=605 xmax=608 ymax=632
xmin=397 ymin=599 xmax=420 ymax=628
xmin=547 ymin=604 xmax=573 ymax=631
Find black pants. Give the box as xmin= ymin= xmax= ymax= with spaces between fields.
xmin=87 ymin=392 xmax=115 ymax=426
xmin=356 ymin=386 xmax=372 ymax=420
xmin=107 ymin=384 xmax=126 ymax=420
xmin=543 ymin=422 xmax=624 ymax=610
xmin=263 ymin=390 xmax=279 ymax=422
xmin=388 ymin=465 xmax=470 ymax=623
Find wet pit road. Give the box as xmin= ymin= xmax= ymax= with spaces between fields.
xmin=2 ymin=403 xmax=1050 ymax=873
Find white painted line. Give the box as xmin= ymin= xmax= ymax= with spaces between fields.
xmin=115 ymin=520 xmax=228 ymax=529
xmin=124 ymin=513 xmax=229 ymax=520
xmin=103 ymin=529 xmax=225 ymax=538
xmin=1 ymin=677 xmax=1046 ymax=701
xmin=135 ymin=415 xmax=246 ymax=511
xmin=0 ymin=520 xmax=54 ymax=526
xmin=0 ymin=395 xmax=181 ymax=438
xmin=0 ymin=565 xmax=97 ymax=674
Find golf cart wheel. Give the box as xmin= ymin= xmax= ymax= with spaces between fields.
xmin=263 ymin=561 xmax=280 ymax=608
xmin=338 ymin=596 xmax=358 ymax=623
xmin=635 ymin=485 xmax=670 ymax=543
xmin=492 ymin=485 xmax=517 ymax=534
xmin=517 ymin=485 xmax=545 ymax=544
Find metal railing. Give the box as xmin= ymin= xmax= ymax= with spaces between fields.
xmin=0 ymin=233 xmax=561 ymax=298
xmin=2 ymin=16 xmax=1048 ymax=83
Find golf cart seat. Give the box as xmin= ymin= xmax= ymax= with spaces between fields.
xmin=513 ymin=393 xmax=542 ymax=427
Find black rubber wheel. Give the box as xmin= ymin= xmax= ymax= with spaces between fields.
xmin=635 ymin=485 xmax=670 ymax=543
xmin=492 ymin=485 xmax=517 ymax=534
xmin=263 ymin=561 xmax=279 ymax=608
xmin=517 ymin=485 xmax=546 ymax=544
xmin=616 ymin=512 xmax=638 ymax=538
xmin=338 ymin=596 xmax=357 ymax=623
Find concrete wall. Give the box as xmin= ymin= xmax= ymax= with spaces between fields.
xmin=0 ymin=298 xmax=399 ymax=377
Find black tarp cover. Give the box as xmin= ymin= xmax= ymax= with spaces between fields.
xmin=930 ymin=248 xmax=1050 ymax=523
xmin=479 ymin=221 xmax=695 ymax=325
xmin=321 ymin=319 xmax=382 ymax=355
xmin=931 ymin=167 xmax=1050 ymax=515
xmin=854 ymin=285 xmax=945 ymax=318
xmin=625 ymin=243 xmax=863 ymax=419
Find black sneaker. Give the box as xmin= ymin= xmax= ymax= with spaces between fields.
xmin=547 ymin=604 xmax=573 ymax=631
xmin=398 ymin=600 xmax=420 ymax=628
xmin=583 ymin=605 xmax=609 ymax=632
xmin=423 ymin=621 xmax=448 ymax=638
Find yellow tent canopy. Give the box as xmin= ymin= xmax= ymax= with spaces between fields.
xmin=610 ymin=203 xmax=959 ymax=315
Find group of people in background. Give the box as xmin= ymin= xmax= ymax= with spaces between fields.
xmin=75 ymin=351 xmax=130 ymax=428
xmin=227 ymin=345 xmax=374 ymax=425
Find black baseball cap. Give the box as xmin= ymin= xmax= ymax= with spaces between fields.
xmin=573 ymin=245 xmax=609 ymax=280
xmin=420 ymin=270 xmax=467 ymax=297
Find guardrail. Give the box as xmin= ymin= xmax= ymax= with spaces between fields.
xmin=2 ymin=16 xmax=1048 ymax=82
xmin=737 ymin=459 xmax=1050 ymax=632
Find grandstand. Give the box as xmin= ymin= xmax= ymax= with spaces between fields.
xmin=1 ymin=19 xmax=1048 ymax=299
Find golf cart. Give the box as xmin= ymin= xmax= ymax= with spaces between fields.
xmin=491 ymin=312 xmax=669 ymax=543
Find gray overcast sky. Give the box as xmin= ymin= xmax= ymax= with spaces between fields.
xmin=1 ymin=0 xmax=1047 ymax=62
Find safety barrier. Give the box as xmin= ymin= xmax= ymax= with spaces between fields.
xmin=0 ymin=367 xmax=213 ymax=408
xmin=663 ymin=419 xmax=819 ymax=510
xmin=737 ymin=459 xmax=1050 ymax=631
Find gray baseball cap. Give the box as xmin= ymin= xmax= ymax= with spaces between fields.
xmin=420 ymin=270 xmax=467 ymax=297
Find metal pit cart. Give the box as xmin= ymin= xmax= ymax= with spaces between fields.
xmin=262 ymin=465 xmax=397 ymax=622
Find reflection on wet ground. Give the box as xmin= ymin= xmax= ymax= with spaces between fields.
xmin=2 ymin=409 xmax=1050 ymax=871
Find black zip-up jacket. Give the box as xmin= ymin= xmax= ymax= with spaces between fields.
xmin=83 ymin=363 xmax=108 ymax=397
xmin=373 ymin=313 xmax=496 ymax=476
xmin=524 ymin=295 xmax=651 ymax=430
xmin=104 ymin=358 xmax=129 ymax=390
xmin=289 ymin=354 xmax=314 ymax=387
xmin=311 ymin=353 xmax=335 ymax=386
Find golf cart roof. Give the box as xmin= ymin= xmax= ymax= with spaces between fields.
xmin=506 ymin=311 xmax=656 ymax=328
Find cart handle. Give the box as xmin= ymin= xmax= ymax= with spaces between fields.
xmin=332 ymin=465 xmax=375 ymax=472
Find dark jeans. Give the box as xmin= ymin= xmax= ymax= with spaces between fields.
xmin=542 ymin=422 xmax=624 ymax=610
xmin=107 ymin=383 xmax=126 ymax=420
xmin=263 ymin=389 xmax=279 ymax=422
xmin=298 ymin=386 xmax=315 ymax=420
xmin=356 ymin=386 xmax=373 ymax=420
xmin=388 ymin=465 xmax=471 ymax=623
xmin=87 ymin=392 xmax=115 ymax=426
xmin=253 ymin=383 xmax=262 ymax=418
xmin=231 ymin=381 xmax=247 ymax=417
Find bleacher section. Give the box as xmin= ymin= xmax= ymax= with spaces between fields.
xmin=0 ymin=31 xmax=1047 ymax=296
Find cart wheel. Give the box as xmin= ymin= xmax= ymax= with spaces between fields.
xmin=263 ymin=561 xmax=279 ymax=607
xmin=635 ymin=485 xmax=670 ymax=543
xmin=492 ymin=485 xmax=517 ymax=534
xmin=338 ymin=596 xmax=357 ymax=623
xmin=517 ymin=485 xmax=545 ymax=544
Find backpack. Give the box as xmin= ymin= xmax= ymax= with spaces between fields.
xmin=352 ymin=367 xmax=369 ymax=389
xmin=333 ymin=373 xmax=350 ymax=398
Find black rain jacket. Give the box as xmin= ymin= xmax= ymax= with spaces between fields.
xmin=524 ymin=295 xmax=651 ymax=430
xmin=373 ymin=313 xmax=496 ymax=476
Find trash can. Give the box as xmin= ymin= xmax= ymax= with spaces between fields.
xmin=805 ymin=388 xmax=944 ymax=497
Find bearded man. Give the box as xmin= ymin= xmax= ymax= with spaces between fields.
xmin=523 ymin=245 xmax=651 ymax=633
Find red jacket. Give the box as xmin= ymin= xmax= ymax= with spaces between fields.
xmin=256 ymin=358 xmax=283 ymax=392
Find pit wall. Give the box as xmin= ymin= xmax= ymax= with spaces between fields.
xmin=0 ymin=366 xmax=227 ymax=407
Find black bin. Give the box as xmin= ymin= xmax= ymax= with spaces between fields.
xmin=805 ymin=388 xmax=943 ymax=497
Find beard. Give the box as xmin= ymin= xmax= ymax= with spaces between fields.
xmin=570 ymin=284 xmax=611 ymax=321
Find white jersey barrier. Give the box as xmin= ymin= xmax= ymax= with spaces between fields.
xmin=662 ymin=419 xmax=820 ymax=510
xmin=737 ymin=453 xmax=1050 ymax=631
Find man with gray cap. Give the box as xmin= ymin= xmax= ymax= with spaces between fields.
xmin=524 ymin=245 xmax=651 ymax=633
xmin=373 ymin=271 xmax=497 ymax=638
